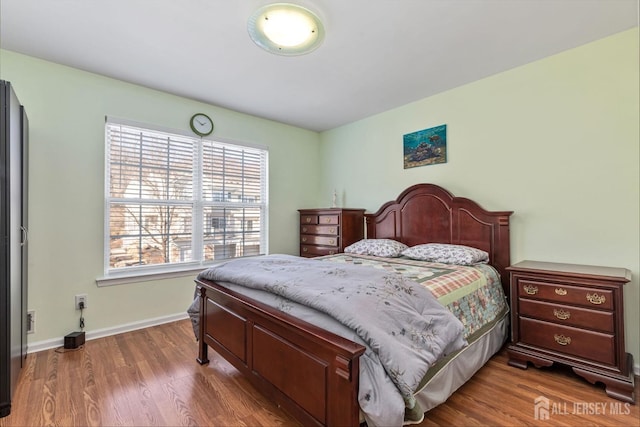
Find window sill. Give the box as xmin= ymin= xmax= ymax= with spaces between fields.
xmin=96 ymin=265 xmax=209 ymax=287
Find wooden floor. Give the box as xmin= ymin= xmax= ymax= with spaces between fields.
xmin=1 ymin=319 xmax=637 ymax=426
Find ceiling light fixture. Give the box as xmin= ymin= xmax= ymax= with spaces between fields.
xmin=247 ymin=3 xmax=324 ymax=56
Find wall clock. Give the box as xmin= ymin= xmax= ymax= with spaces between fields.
xmin=190 ymin=113 xmax=214 ymax=137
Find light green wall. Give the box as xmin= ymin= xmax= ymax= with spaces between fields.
xmin=320 ymin=28 xmax=640 ymax=366
xmin=0 ymin=50 xmax=321 ymax=343
xmin=1 ymin=28 xmax=638 ymax=369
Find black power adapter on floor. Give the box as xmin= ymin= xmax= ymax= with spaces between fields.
xmin=64 ymin=331 xmax=85 ymax=349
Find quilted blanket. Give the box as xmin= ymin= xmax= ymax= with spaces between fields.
xmin=197 ymin=254 xmax=467 ymax=426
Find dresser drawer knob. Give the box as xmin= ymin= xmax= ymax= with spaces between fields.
xmin=329 ymin=239 xmax=335 ymax=245
xmin=586 ymin=293 xmax=606 ymax=305
xmin=302 ymin=227 xmax=307 ymax=232
xmin=554 ymin=288 xmax=567 ymax=296
xmin=329 ymin=227 xmax=336 ymax=233
xmin=325 ymin=218 xmax=332 ymax=223
xmin=306 ymin=217 xmax=311 ymax=223
xmin=302 ymin=247 xmax=308 ymax=252
xmin=329 ymin=251 xmax=335 ymax=255
xmin=523 ymin=284 xmax=538 ymax=295
xmin=554 ymin=334 xmax=571 ymax=346
xmin=302 ymin=237 xmax=307 ymax=242
xmin=553 ymin=309 xmax=571 ymax=320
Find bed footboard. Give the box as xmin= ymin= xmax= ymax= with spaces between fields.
xmin=195 ymin=279 xmax=366 ymax=427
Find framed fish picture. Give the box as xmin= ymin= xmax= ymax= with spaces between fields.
xmin=403 ymin=124 xmax=447 ymax=169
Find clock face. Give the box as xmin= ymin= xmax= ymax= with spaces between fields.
xmin=190 ymin=113 xmax=214 ymax=136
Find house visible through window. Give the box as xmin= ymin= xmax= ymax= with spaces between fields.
xmin=105 ymin=119 xmax=268 ymax=275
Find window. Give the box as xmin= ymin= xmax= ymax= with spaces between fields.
xmin=104 ymin=119 xmax=268 ymax=276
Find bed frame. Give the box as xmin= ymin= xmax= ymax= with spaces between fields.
xmin=195 ymin=183 xmax=513 ymax=426
xmin=365 ymin=183 xmax=513 ymax=295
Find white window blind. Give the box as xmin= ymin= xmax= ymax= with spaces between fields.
xmin=105 ymin=120 xmax=268 ymax=275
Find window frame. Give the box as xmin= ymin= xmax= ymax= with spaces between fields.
xmin=98 ymin=117 xmax=269 ymax=286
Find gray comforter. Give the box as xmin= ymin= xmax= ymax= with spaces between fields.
xmin=196 ymin=254 xmax=466 ymax=426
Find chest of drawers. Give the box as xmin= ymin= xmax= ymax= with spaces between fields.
xmin=298 ymin=208 xmax=365 ymax=257
xmin=507 ymin=260 xmax=635 ymax=403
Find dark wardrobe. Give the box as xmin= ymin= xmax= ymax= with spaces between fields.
xmin=0 ymin=80 xmax=29 ymax=418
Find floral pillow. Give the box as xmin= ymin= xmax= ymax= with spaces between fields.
xmin=344 ymin=239 xmax=408 ymax=258
xmin=402 ymin=243 xmax=489 ymax=265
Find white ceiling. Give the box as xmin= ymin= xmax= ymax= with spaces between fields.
xmin=1 ymin=0 xmax=637 ymax=132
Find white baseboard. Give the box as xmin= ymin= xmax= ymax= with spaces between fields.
xmin=27 ymin=312 xmax=189 ymax=354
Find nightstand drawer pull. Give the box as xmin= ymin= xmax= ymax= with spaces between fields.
xmin=554 ymin=288 xmax=567 ymax=296
xmin=553 ymin=309 xmax=571 ymax=320
xmin=554 ymin=334 xmax=571 ymax=346
xmin=586 ymin=293 xmax=606 ymax=305
xmin=523 ymin=284 xmax=538 ymax=295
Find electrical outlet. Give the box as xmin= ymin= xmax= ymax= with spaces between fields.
xmin=27 ymin=310 xmax=35 ymax=334
xmin=75 ymin=294 xmax=88 ymax=310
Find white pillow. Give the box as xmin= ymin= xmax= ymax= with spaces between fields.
xmin=344 ymin=239 xmax=408 ymax=258
xmin=402 ymin=243 xmax=489 ymax=265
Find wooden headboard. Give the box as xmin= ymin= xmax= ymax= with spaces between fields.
xmin=365 ymin=183 xmax=513 ymax=294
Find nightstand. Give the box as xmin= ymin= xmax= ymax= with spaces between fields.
xmin=507 ymin=260 xmax=635 ymax=403
xmin=298 ymin=208 xmax=365 ymax=257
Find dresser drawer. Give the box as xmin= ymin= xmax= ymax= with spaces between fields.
xmin=317 ymin=215 xmax=339 ymax=225
xmin=300 ymin=215 xmax=319 ymax=225
xmin=519 ymin=317 xmax=615 ymax=366
xmin=300 ymin=245 xmax=339 ymax=257
xmin=300 ymin=235 xmax=339 ymax=247
xmin=300 ymin=214 xmax=340 ymax=225
xmin=300 ymin=225 xmax=339 ymax=235
xmin=517 ymin=279 xmax=613 ymax=310
xmin=518 ymin=298 xmax=614 ymax=333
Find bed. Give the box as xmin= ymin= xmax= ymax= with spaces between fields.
xmin=191 ymin=183 xmax=513 ymax=426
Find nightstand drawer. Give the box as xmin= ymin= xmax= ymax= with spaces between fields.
xmin=518 ymin=298 xmax=614 ymax=333
xmin=300 ymin=235 xmax=339 ymax=246
xmin=300 ymin=225 xmax=339 ymax=235
xmin=517 ymin=279 xmax=613 ymax=310
xmin=300 ymin=245 xmax=338 ymax=257
xmin=520 ymin=317 xmax=615 ymax=366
